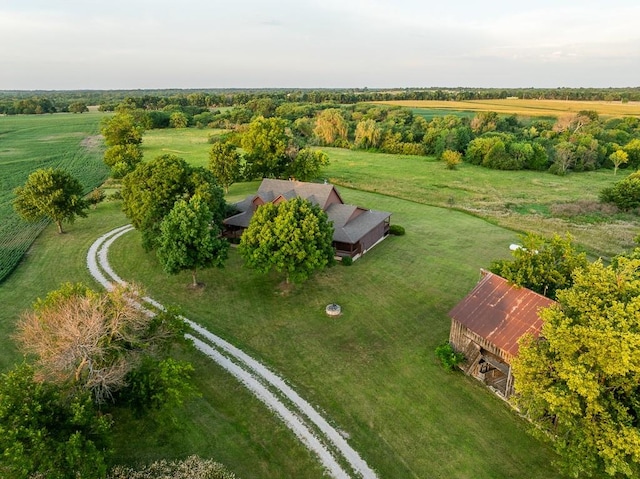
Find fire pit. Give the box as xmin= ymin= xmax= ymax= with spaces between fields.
xmin=325 ymin=303 xmax=342 ymax=317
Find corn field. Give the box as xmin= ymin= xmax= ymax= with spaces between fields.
xmin=0 ymin=113 xmax=110 ymax=282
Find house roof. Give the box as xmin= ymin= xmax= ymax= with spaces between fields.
xmin=224 ymin=179 xmax=391 ymax=246
xmin=256 ymin=178 xmax=342 ymax=210
xmin=448 ymin=270 xmax=556 ymax=357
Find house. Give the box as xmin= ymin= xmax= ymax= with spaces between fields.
xmin=448 ymin=270 xmax=556 ymax=399
xmin=223 ymin=179 xmax=391 ymax=259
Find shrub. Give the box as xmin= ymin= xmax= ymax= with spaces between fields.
xmin=441 ymin=149 xmax=462 ymax=170
xmin=600 ymin=171 xmax=640 ymax=211
xmin=389 ymin=224 xmax=406 ymax=236
xmin=108 ymin=455 xmax=238 ymax=479
xmin=341 ymin=256 xmax=353 ymax=266
xmin=435 ymin=342 xmax=465 ymax=371
xmin=87 ymin=188 xmax=106 ymax=208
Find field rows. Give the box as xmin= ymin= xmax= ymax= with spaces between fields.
xmin=0 ymin=113 xmax=110 ymax=282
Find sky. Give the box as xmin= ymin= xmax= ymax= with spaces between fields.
xmin=1 ymin=0 xmax=639 ymax=90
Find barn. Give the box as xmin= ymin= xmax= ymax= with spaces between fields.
xmin=448 ymin=270 xmax=556 ymax=399
xmin=224 ymin=179 xmax=391 ymax=260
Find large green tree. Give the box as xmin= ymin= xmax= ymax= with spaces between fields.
xmin=121 ymin=154 xmax=226 ymax=250
xmin=241 ymin=115 xmax=290 ymax=179
xmin=490 ymin=233 xmax=587 ymax=299
xmin=13 ymin=167 xmax=89 ymax=234
xmin=208 ymin=140 xmax=241 ymax=193
xmin=286 ymin=148 xmax=329 ymax=182
xmin=103 ymin=143 xmax=143 ymax=178
xmin=239 ymin=198 xmax=335 ymax=284
xmin=100 ymin=112 xmax=143 ymax=147
xmin=157 ymin=195 xmax=229 ymax=286
xmin=512 ymin=255 xmax=640 ymax=478
xmin=0 ymin=364 xmax=111 ymax=479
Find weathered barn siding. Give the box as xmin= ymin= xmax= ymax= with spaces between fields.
xmin=448 ymin=270 xmax=556 ymax=399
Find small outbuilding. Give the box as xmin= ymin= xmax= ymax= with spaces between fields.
xmin=224 ymin=179 xmax=391 ymax=260
xmin=448 ymin=270 xmax=556 ymax=399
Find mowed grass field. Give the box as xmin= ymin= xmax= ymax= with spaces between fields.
xmin=375 ymin=99 xmax=640 ymax=118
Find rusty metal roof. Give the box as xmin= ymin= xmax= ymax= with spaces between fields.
xmin=448 ymin=270 xmax=556 ymax=357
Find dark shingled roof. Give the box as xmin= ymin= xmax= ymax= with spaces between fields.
xmin=224 ymin=179 xmax=391 ymax=246
xmin=448 ymin=270 xmax=556 ymax=357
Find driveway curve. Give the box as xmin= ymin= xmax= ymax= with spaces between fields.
xmin=87 ymin=225 xmax=378 ymax=479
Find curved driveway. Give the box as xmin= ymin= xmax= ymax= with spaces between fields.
xmin=87 ymin=225 xmax=378 ymax=479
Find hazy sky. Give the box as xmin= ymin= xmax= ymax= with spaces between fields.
xmin=2 ymin=0 xmax=639 ymax=90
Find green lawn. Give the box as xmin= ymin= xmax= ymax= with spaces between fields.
xmin=107 ymin=186 xmax=564 ymax=479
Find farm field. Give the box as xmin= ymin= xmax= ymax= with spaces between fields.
xmin=375 ymin=98 xmax=640 ymax=118
xmin=0 ymin=112 xmax=110 ymax=281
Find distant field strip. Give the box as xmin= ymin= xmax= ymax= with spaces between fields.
xmin=375 ymin=99 xmax=640 ymax=117
xmin=88 ymin=226 xmax=379 ymax=479
xmin=0 ymin=114 xmax=109 ymax=282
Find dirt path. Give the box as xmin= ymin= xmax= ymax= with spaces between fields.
xmin=87 ymin=226 xmax=378 ymax=479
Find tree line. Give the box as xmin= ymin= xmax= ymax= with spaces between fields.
xmin=3 ymin=86 xmax=640 ymax=114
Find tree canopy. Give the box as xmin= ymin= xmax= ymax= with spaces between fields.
xmin=512 ymin=254 xmax=640 ymax=478
xmin=157 ymin=195 xmax=229 ymax=286
xmin=13 ymin=167 xmax=89 ymax=234
xmin=208 ymin=140 xmax=241 ymax=193
xmin=241 ymin=115 xmax=290 ymax=179
xmin=0 ymin=364 xmax=111 ymax=479
xmin=239 ymin=198 xmax=335 ymax=284
xmin=121 ymin=154 xmax=226 ymax=250
xmin=490 ymin=233 xmax=587 ymax=299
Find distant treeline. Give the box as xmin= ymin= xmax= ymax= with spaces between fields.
xmin=2 ymin=87 xmax=640 ymax=115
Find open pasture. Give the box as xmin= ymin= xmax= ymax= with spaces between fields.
xmin=375 ymin=99 xmax=640 ymax=118
xmin=323 ymin=147 xmax=635 ymax=258
xmin=141 ymin=127 xmax=226 ymax=168
xmin=0 ymin=113 xmax=109 ymax=282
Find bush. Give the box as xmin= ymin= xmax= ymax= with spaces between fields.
xmin=389 ymin=224 xmax=405 ymax=236
xmin=108 ymin=455 xmax=238 ymax=479
xmin=600 ymin=171 xmax=640 ymax=211
xmin=435 ymin=342 xmax=465 ymax=371
xmin=341 ymin=256 xmax=353 ymax=266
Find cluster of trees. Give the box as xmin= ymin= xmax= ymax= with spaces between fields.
xmin=119 ymin=153 xmax=334 ymax=286
xmin=490 ymin=233 xmax=640 ymax=477
xmin=0 ymin=283 xmax=193 ymax=478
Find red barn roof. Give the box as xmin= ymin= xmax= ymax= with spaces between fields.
xmin=448 ymin=270 xmax=556 ymax=357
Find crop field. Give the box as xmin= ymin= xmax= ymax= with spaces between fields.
xmin=0 ymin=113 xmax=110 ymax=282
xmin=375 ymin=99 xmax=640 ymax=118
